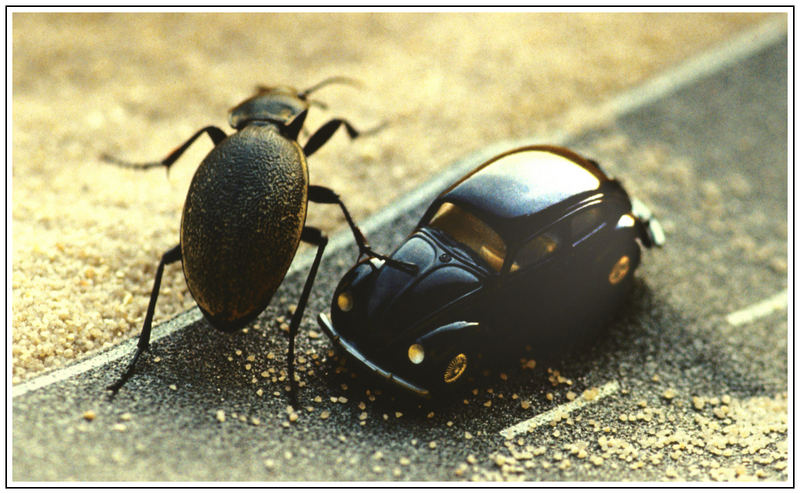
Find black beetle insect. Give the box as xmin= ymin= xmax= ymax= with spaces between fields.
xmin=318 ymin=145 xmax=664 ymax=397
xmin=104 ymin=78 xmax=410 ymax=401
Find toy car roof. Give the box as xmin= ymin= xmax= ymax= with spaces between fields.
xmin=428 ymin=146 xmax=616 ymax=242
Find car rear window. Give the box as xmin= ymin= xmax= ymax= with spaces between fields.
xmin=427 ymin=202 xmax=507 ymax=272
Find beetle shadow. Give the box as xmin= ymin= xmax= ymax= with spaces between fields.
xmin=104 ymin=307 xmax=302 ymax=405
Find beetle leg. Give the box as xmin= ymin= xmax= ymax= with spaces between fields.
xmin=101 ymin=126 xmax=227 ymax=175
xmin=302 ymin=118 xmax=386 ymax=158
xmin=107 ymin=244 xmax=182 ymax=396
xmin=308 ymin=185 xmax=417 ymax=274
xmin=286 ymin=227 xmax=329 ymax=407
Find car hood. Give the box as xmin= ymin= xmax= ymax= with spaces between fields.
xmin=330 ymin=230 xmax=484 ymax=347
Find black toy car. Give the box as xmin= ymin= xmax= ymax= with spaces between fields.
xmin=318 ymin=145 xmax=663 ymax=397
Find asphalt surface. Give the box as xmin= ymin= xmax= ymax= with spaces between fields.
xmin=11 ymin=35 xmax=788 ymax=483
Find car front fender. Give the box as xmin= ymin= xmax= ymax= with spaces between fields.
xmin=416 ymin=320 xmax=482 ymax=362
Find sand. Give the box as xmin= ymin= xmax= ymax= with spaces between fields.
xmin=11 ymin=12 xmax=774 ymax=382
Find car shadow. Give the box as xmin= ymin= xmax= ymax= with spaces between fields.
xmin=311 ymin=278 xmax=772 ymax=425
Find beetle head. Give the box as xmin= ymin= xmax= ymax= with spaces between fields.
xmin=228 ymin=77 xmax=362 ymax=138
xmin=228 ymin=85 xmax=309 ymax=135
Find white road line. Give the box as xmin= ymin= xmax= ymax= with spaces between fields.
xmin=725 ymin=290 xmax=789 ymax=327
xmin=500 ymin=381 xmax=620 ymax=440
xmin=11 ymin=309 xmax=202 ymax=398
xmin=595 ymin=16 xmax=787 ymax=122
xmin=11 ymin=17 xmax=788 ymax=398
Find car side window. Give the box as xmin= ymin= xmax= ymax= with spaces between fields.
xmin=427 ymin=201 xmax=507 ymax=272
xmin=510 ymin=232 xmax=559 ymax=272
xmin=570 ymin=206 xmax=603 ymax=243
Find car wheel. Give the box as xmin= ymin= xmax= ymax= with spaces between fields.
xmin=442 ymin=352 xmax=469 ymax=385
xmin=427 ymin=351 xmax=473 ymax=399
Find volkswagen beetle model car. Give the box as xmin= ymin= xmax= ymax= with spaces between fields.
xmin=318 ymin=145 xmax=664 ymax=397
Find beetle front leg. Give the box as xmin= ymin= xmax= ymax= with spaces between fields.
xmin=307 ymin=185 xmax=417 ymax=274
xmin=108 ymin=244 xmax=182 ymax=395
xmin=101 ymin=126 xmax=227 ymax=174
xmin=286 ymin=226 xmax=328 ymax=407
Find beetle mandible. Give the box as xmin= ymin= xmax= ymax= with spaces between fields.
xmin=103 ymin=77 xmax=412 ymax=401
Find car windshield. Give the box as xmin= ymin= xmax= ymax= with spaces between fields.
xmin=427 ymin=202 xmax=507 ymax=272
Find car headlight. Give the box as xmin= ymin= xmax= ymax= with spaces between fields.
xmin=408 ymin=343 xmax=425 ymax=364
xmin=337 ymin=290 xmax=354 ymax=312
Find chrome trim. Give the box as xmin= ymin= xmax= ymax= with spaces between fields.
xmin=317 ymin=313 xmax=431 ymax=398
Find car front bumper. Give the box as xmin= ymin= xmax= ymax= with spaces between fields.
xmin=317 ymin=312 xmax=431 ymax=398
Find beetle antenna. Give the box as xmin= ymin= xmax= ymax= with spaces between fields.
xmin=299 ymin=77 xmax=362 ymax=98
xmin=309 ymin=99 xmax=329 ymax=110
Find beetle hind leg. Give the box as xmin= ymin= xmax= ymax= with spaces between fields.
xmin=107 ymin=244 xmax=182 ymax=396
